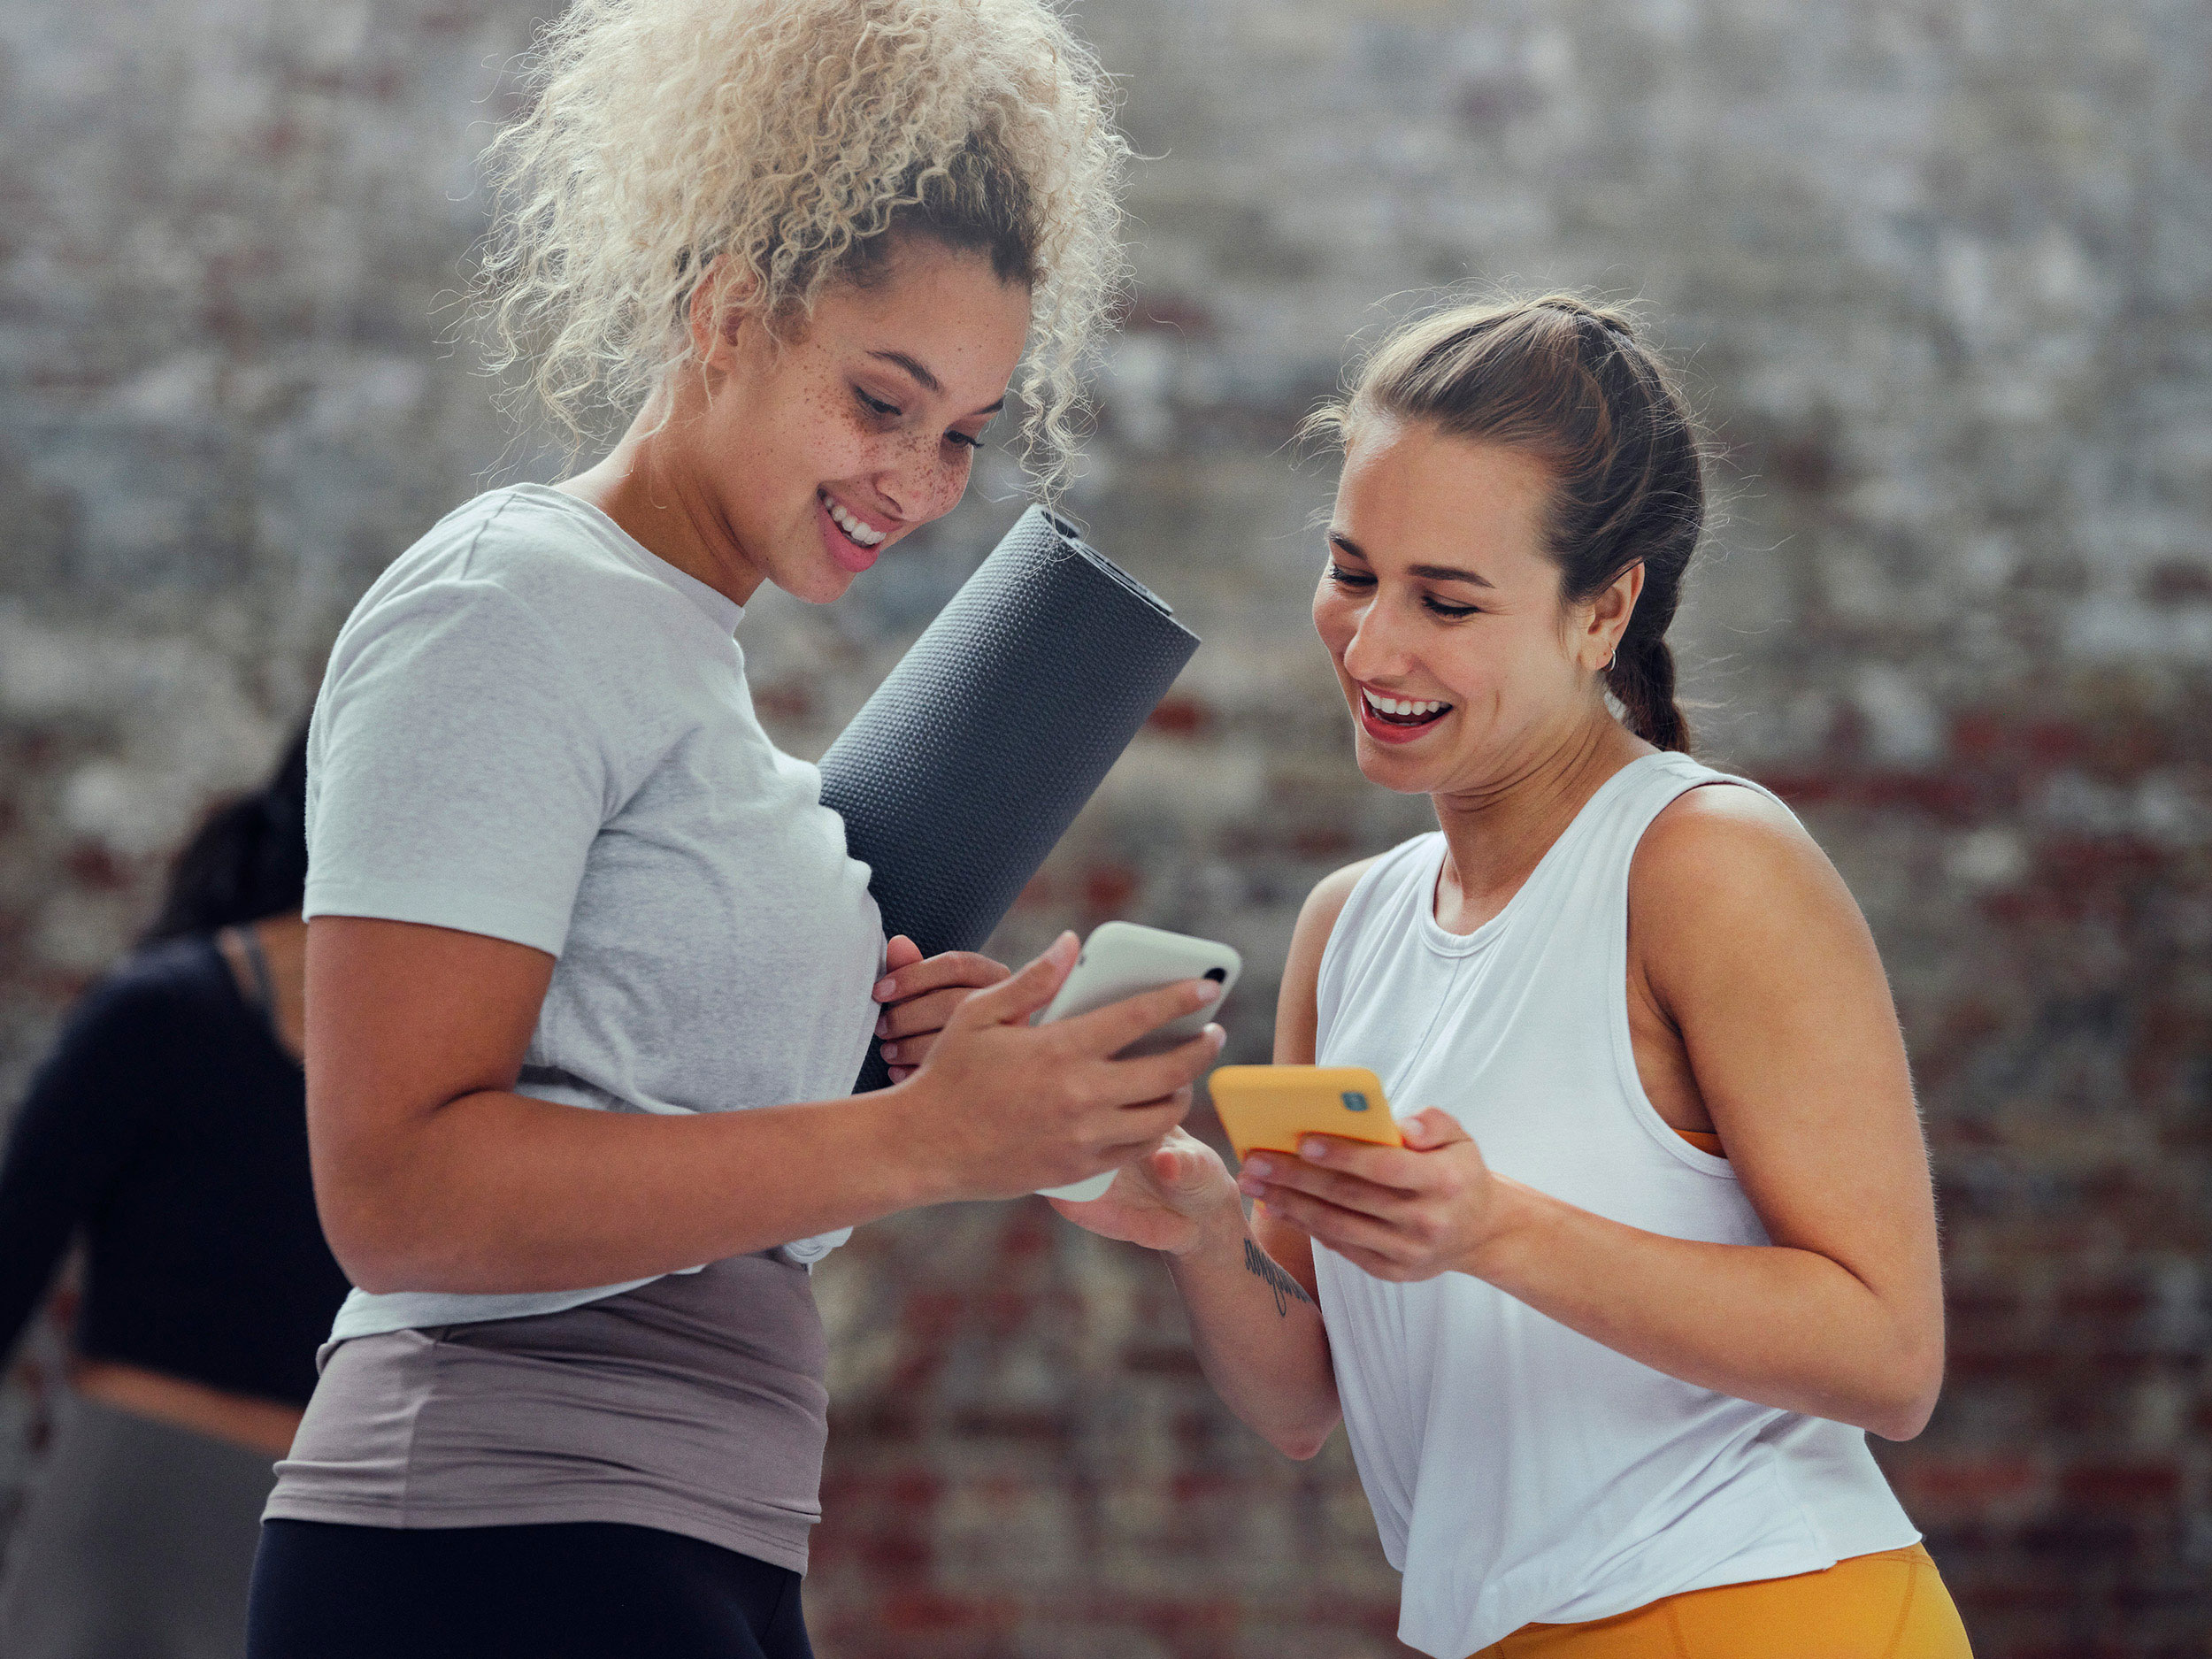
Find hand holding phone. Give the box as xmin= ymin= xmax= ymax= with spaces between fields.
xmin=1206 ymin=1065 xmax=1403 ymax=1164
xmin=1217 ymin=1073 xmax=1504 ymax=1286
xmin=1032 ymin=922 xmax=1241 ymax=1201
xmin=899 ymin=932 xmax=1223 ymax=1202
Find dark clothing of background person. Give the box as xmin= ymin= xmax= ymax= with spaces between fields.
xmin=0 ymin=720 xmax=347 ymax=1659
xmin=0 ymin=934 xmax=348 ymax=1405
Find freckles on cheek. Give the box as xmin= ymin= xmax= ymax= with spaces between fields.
xmin=782 ymin=380 xmax=851 ymax=471
xmin=913 ymin=442 xmax=970 ymax=520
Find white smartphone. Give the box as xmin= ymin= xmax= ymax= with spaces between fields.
xmin=1033 ymin=920 xmax=1242 ymax=1202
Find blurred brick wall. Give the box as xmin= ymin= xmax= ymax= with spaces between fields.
xmin=3 ymin=1 xmax=2208 ymax=1654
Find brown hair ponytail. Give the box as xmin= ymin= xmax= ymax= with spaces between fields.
xmin=1305 ymin=294 xmax=1704 ymax=752
xmin=1610 ymin=631 xmax=1687 ymax=754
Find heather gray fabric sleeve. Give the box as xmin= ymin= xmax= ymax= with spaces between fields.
xmin=305 ymin=579 xmax=612 ymax=958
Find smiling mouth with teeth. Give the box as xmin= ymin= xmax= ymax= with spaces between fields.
xmin=819 ymin=490 xmax=887 ymax=548
xmin=1362 ymin=688 xmax=1452 ymax=726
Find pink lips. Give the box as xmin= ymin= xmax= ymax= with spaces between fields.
xmin=817 ymin=494 xmax=881 ymax=574
xmin=1356 ymin=691 xmax=1448 ymax=746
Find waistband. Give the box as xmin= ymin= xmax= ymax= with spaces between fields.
xmin=1479 ymin=1546 xmax=1973 ymax=1658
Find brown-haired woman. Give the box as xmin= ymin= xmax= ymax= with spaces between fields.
xmin=1053 ymin=297 xmax=1975 ymax=1655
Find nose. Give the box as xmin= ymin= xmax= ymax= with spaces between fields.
xmin=872 ymin=435 xmax=965 ymax=526
xmin=1340 ymin=594 xmax=1417 ymax=685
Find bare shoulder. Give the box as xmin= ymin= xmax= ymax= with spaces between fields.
xmin=1634 ymin=782 xmax=1844 ymax=909
xmin=1294 ymin=855 xmax=1384 ymax=946
xmin=1275 ymin=855 xmax=1384 ymax=1065
xmin=1630 ymin=781 xmax=1877 ymax=1001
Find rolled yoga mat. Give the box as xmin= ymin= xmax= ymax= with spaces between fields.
xmin=818 ymin=504 xmax=1202 ymax=1094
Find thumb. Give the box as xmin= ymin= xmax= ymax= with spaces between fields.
xmin=882 ymin=934 xmax=925 ymax=974
xmin=1149 ymin=1141 xmax=1210 ymax=1194
xmin=1401 ymin=1108 xmax=1470 ymax=1150
xmin=959 ymin=932 xmax=1079 ymax=1026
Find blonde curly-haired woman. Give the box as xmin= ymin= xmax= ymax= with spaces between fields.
xmin=243 ymin=5 xmax=1221 ymax=1655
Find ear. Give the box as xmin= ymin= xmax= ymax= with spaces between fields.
xmin=684 ymin=256 xmax=766 ymax=369
xmin=1583 ymin=562 xmax=1645 ymax=672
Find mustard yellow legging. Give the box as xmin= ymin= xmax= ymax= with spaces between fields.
xmin=1472 ymin=1545 xmax=1974 ymax=1658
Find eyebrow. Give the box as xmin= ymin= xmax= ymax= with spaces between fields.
xmin=1329 ymin=532 xmax=1494 ymax=588
xmin=867 ymin=349 xmax=1006 ymax=419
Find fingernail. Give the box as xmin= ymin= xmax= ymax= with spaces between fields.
xmin=872 ymin=978 xmax=898 ymax=1000
xmin=1194 ymin=979 xmax=1220 ymax=1004
xmin=1301 ymin=1139 xmax=1326 ymax=1162
xmin=1244 ymin=1156 xmax=1272 ymax=1179
xmin=874 ymin=1016 xmax=890 ymax=1037
xmin=1206 ymin=1024 xmax=1227 ymax=1049
xmin=1237 ymin=1174 xmax=1266 ymax=1196
xmin=880 ymin=1041 xmax=899 ymax=1062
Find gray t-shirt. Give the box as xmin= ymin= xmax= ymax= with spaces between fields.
xmin=303 ymin=484 xmax=885 ymax=1340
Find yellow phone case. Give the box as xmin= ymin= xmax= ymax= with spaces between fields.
xmin=1207 ymin=1065 xmax=1403 ymax=1162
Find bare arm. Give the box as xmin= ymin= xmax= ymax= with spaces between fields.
xmin=309 ymin=918 xmax=1223 ymax=1295
xmin=1050 ymin=860 xmax=1376 ymax=1458
xmin=1244 ymin=791 xmax=1946 ymax=1441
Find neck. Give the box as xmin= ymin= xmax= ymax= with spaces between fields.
xmin=557 ymin=386 xmax=764 ymax=607
xmin=1428 ymin=712 xmax=1650 ymax=933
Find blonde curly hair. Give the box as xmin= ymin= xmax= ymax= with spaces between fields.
xmin=473 ymin=0 xmax=1131 ymax=492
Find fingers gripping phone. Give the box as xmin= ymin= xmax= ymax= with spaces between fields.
xmin=1033 ymin=921 xmax=1242 ymax=1202
xmin=1206 ymin=1065 xmax=1404 ymax=1164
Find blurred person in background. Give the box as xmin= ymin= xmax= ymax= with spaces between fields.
xmin=0 ymin=722 xmax=350 ymax=1658
xmin=1056 ymin=296 xmax=1976 ymax=1657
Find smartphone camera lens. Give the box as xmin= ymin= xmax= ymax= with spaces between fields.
xmin=1341 ymin=1092 xmax=1370 ymax=1113
xmin=1204 ymin=967 xmax=1227 ymax=983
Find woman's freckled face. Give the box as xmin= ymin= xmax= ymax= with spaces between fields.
xmin=1312 ymin=418 xmax=1601 ymax=795
xmin=682 ymin=237 xmax=1032 ymax=604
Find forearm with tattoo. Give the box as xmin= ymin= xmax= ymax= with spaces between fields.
xmin=1244 ymin=1238 xmax=1316 ymax=1317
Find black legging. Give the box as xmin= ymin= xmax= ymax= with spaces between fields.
xmin=247 ymin=1519 xmax=814 ymax=1659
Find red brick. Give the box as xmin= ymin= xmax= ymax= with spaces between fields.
xmin=878 ymin=1589 xmax=1020 ymax=1636
xmin=1147 ymin=694 xmax=1211 ymax=735
xmin=2058 ymin=1463 xmax=2183 ymax=1511
xmin=1081 ymin=863 xmax=1140 ymax=918
xmin=1891 ymin=1452 xmax=2047 ymax=1515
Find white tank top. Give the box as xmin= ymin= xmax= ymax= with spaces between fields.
xmin=1312 ymin=751 xmax=1918 ymax=1655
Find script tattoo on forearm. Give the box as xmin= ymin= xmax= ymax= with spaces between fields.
xmin=1244 ymin=1238 xmax=1316 ymax=1317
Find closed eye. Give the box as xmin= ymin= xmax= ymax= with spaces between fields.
xmin=1327 ymin=564 xmax=1481 ymax=619
xmin=857 ymin=384 xmax=985 ymax=450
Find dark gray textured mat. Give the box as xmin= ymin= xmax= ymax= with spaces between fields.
xmin=818 ymin=506 xmax=1201 ymax=1093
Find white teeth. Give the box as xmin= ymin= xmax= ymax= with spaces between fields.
xmin=1363 ymin=690 xmax=1449 ymax=718
xmin=820 ymin=492 xmax=886 ymax=547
